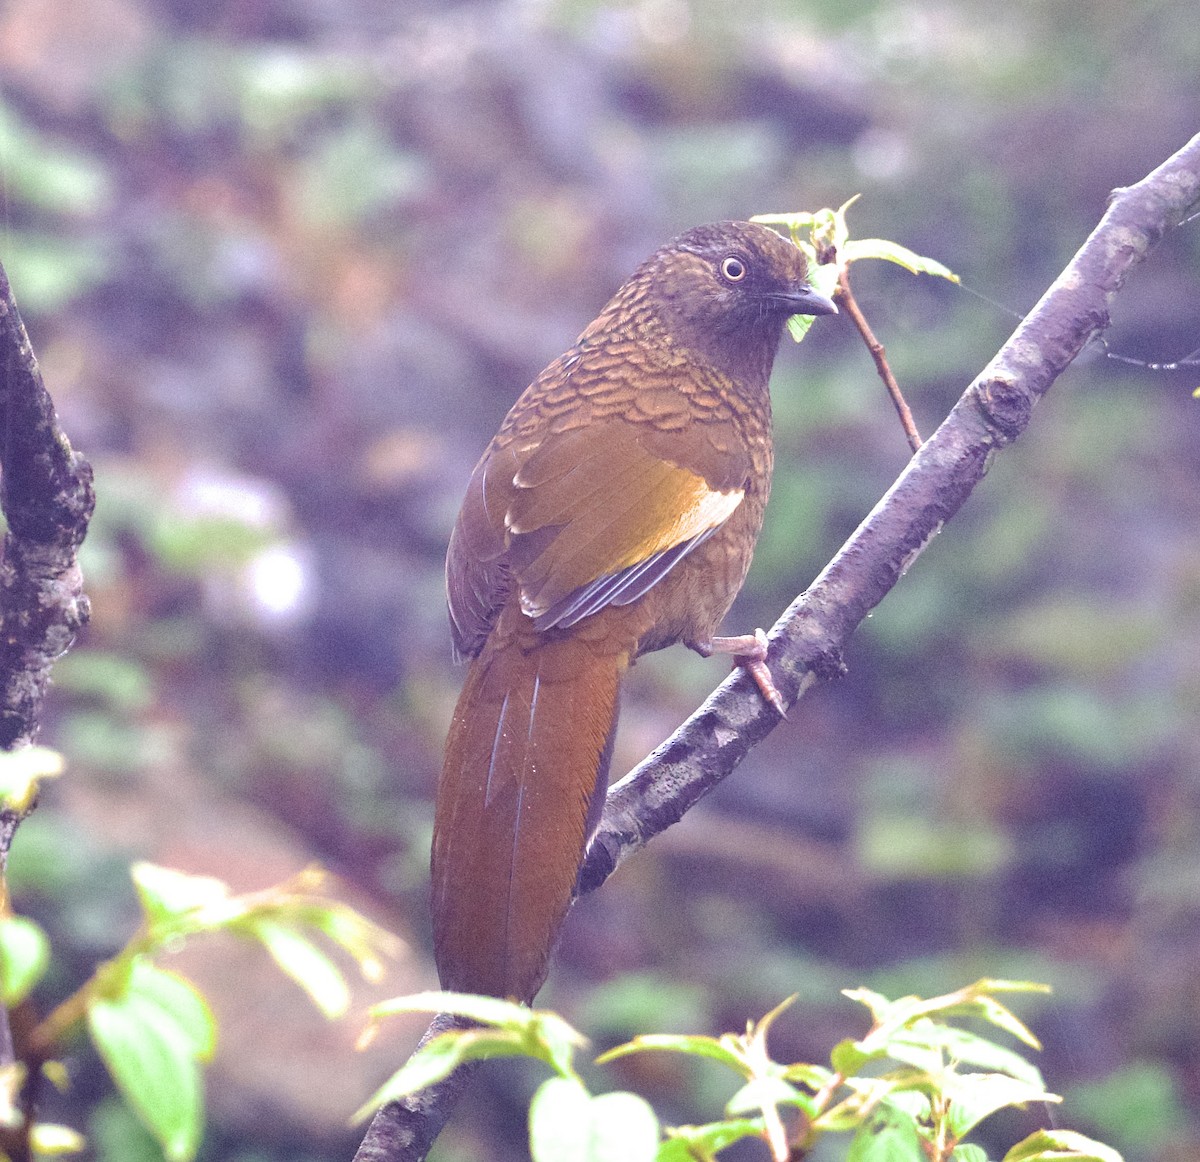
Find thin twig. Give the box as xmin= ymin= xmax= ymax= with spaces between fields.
xmin=836 ymin=266 xmax=923 ymax=452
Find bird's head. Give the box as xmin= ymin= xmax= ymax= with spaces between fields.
xmin=636 ymin=220 xmax=837 ymax=382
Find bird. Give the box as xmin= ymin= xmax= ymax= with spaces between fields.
xmin=431 ymin=220 xmax=837 ymax=1003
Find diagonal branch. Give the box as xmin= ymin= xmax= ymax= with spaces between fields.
xmin=352 ymin=130 xmax=1200 ymax=1162
xmin=579 ymin=130 xmax=1200 ymax=891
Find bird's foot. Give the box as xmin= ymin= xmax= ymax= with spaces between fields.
xmin=704 ymin=628 xmax=787 ymax=717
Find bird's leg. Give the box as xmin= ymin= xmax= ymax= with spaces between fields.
xmin=691 ymin=628 xmax=787 ymax=717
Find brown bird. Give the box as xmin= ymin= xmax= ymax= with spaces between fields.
xmin=432 ymin=221 xmax=837 ymax=1002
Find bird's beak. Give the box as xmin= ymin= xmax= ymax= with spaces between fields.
xmin=780 ymin=285 xmax=839 ymax=317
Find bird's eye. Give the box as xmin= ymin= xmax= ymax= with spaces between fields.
xmin=719 ymin=255 xmax=747 ymax=283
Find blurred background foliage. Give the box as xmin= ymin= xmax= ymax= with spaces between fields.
xmin=1 ymin=0 xmax=1198 ymax=1158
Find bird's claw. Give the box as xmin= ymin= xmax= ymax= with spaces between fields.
xmin=708 ymin=628 xmax=787 ymax=717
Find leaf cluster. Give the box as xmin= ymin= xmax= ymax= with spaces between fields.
xmin=0 ymin=748 xmax=400 ymax=1162
xmin=753 ymin=197 xmax=960 ymax=342
xmin=360 ymin=979 xmax=1121 ymax=1162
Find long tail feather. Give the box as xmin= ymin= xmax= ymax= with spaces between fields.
xmin=432 ymin=621 xmax=627 ymax=1001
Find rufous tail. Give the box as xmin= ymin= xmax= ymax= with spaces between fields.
xmin=432 ymin=616 xmax=627 ymax=1002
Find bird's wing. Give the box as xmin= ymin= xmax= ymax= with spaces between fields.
xmin=446 ymin=412 xmax=750 ymax=654
xmin=503 ymin=420 xmax=748 ymax=631
xmin=445 ymin=441 xmax=518 ymax=661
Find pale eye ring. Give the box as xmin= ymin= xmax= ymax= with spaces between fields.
xmin=720 ymin=255 xmax=747 ymax=282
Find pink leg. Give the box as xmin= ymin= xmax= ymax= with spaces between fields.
xmin=693 ymin=628 xmax=786 ymax=717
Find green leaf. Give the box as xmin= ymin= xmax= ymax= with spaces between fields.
xmin=782 ymin=1061 xmax=836 ymax=1089
xmin=953 ymin=1146 xmax=989 ymax=1162
xmin=87 ymin=1095 xmax=165 ymax=1162
xmin=530 ymin=1077 xmax=592 ymax=1161
xmin=966 ymin=979 xmax=1053 ymax=996
xmin=352 ymin=1026 xmax=535 ymax=1121
xmin=812 ymin=1075 xmax=904 ymax=1133
xmin=130 ymin=863 xmax=232 ymax=930
xmin=657 ymin=1120 xmax=765 ymax=1161
xmin=750 ymin=211 xmax=819 ymax=233
xmin=876 ymin=1085 xmax=931 ymax=1122
xmin=848 ymin=980 xmax=1048 ymax=1054
xmin=297 ymin=899 xmax=400 ymax=982
xmin=126 ymin=962 xmax=215 ymax=1062
xmin=586 ymin=1091 xmax=660 ymax=1162
xmin=369 ymin=989 xmax=543 ymax=1030
xmin=726 ymin=1075 xmax=812 ymax=1118
xmin=843 ymin=986 xmax=908 ymax=1025
xmin=28 ymin=1122 xmax=87 ymax=1155
xmin=537 ymin=1013 xmax=591 ymax=1079
xmin=529 ymin=1078 xmax=658 ymax=1162
xmin=87 ymin=966 xmax=208 ymax=1161
xmin=786 ymin=264 xmax=840 ymax=343
xmin=846 ymin=1100 xmax=925 ymax=1161
xmin=1002 ymin=1129 xmax=1123 ymax=1162
xmin=247 ymin=917 xmax=349 ymax=1018
xmin=0 ymin=914 xmax=51 ymax=1004
xmin=942 ymin=1072 xmax=1059 ymax=1139
xmin=886 ymin=1022 xmax=1046 ymax=1088
xmin=809 ymin=261 xmax=841 ymax=300
xmin=597 ymin=1032 xmax=747 ymax=1075
xmin=366 ymin=992 xmax=585 ymax=1083
xmin=0 ymin=746 xmax=64 ymax=812
xmin=961 ymin=990 xmax=1047 ymax=1051
xmin=757 ymin=197 xmax=960 ymax=343
xmin=841 ymin=238 xmax=959 ymax=281
xmin=831 ymin=1036 xmax=874 ymax=1076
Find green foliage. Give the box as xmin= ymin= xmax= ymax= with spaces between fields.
xmin=856 ymin=758 xmax=1012 ymax=880
xmin=1004 ymin=1130 xmax=1122 ymax=1162
xmin=0 ymin=100 xmax=113 ymax=312
xmin=86 ymin=960 xmax=214 ymax=1161
xmin=362 ymin=979 xmax=1122 ymax=1162
xmin=0 ymin=103 xmax=109 ymax=215
xmin=355 ymin=992 xmax=588 ymax=1116
xmin=125 ymin=862 xmax=398 ymax=1018
xmin=89 ymin=1096 xmax=167 ymax=1162
xmin=105 ymin=39 xmax=371 ymax=147
xmin=845 ymin=1101 xmax=925 ymax=1161
xmin=0 ymin=234 xmax=110 ymax=315
xmin=0 ymin=746 xmax=64 ymax=814
xmin=28 ymin=1121 xmax=87 ymax=1157
xmin=22 ymin=861 xmax=400 ymax=1160
xmin=753 ymin=198 xmax=960 ymax=341
xmin=530 ymin=1078 xmax=659 ymax=1162
xmin=0 ymin=914 xmax=51 ymax=1004
xmin=51 ymin=653 xmax=155 ymax=717
xmin=82 ymin=459 xmax=289 ymax=597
